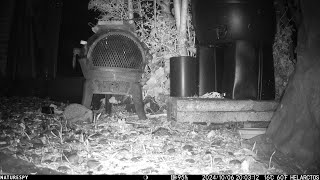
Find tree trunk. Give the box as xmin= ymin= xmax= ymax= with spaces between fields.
xmin=178 ymin=0 xmax=188 ymax=56
xmin=128 ymin=0 xmax=133 ymax=24
xmin=173 ymin=0 xmax=181 ymax=30
xmin=173 ymin=0 xmax=188 ymax=56
xmin=266 ymin=0 xmax=320 ymax=171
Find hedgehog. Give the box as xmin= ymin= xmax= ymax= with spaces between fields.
xmin=63 ymin=104 xmax=93 ymax=126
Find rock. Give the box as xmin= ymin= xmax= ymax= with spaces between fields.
xmin=214 ymin=158 xmax=223 ymax=163
xmin=249 ymin=161 xmax=267 ymax=174
xmin=241 ymin=157 xmax=255 ymax=173
xmin=63 ymin=104 xmax=93 ymax=125
xmin=211 ymin=139 xmax=222 ymax=146
xmin=185 ymin=158 xmax=195 ymax=163
xmin=202 ymin=154 xmax=211 ymax=161
xmin=152 ymin=127 xmax=171 ymax=136
xmin=98 ymin=138 xmax=109 ymax=145
xmin=229 ymin=159 xmax=242 ymax=166
xmin=131 ymin=156 xmax=143 ymax=162
xmin=167 ymin=148 xmax=175 ymax=154
xmin=182 ymin=145 xmax=194 ymax=152
xmin=30 ymin=154 xmax=41 ymax=164
xmin=43 ymin=159 xmax=53 ymax=164
xmin=89 ymin=133 xmax=103 ymax=139
xmin=67 ymin=154 xmax=80 ymax=164
xmin=140 ymin=167 xmax=158 ymax=174
xmin=87 ymin=159 xmax=100 ymax=169
xmin=114 ymin=148 xmax=131 ymax=160
xmin=64 ymin=138 xmax=79 ymax=143
xmin=219 ymin=170 xmax=233 ymax=174
xmin=57 ymin=166 xmax=70 ymax=173
xmin=120 ymin=157 xmax=128 ymax=161
xmin=31 ymin=139 xmax=44 ymax=149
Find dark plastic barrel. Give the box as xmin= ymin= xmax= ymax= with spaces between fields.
xmin=170 ymin=56 xmax=198 ymax=97
xmin=198 ymin=44 xmax=225 ymax=96
xmin=191 ymin=0 xmax=275 ymax=45
xmin=191 ymin=0 xmax=275 ymax=100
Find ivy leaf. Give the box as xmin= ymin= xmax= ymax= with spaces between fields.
xmin=154 ymin=67 xmax=165 ymax=78
xmin=146 ymin=76 xmax=157 ymax=86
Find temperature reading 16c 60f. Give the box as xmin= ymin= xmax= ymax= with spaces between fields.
xmin=265 ymin=175 xmax=275 ymax=180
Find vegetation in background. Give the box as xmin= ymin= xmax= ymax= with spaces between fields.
xmin=273 ymin=1 xmax=297 ymax=100
xmin=88 ymin=0 xmax=195 ymax=108
xmin=273 ymin=25 xmax=295 ymax=100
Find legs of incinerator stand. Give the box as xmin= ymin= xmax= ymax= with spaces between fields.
xmin=130 ymin=82 xmax=147 ymax=120
xmin=82 ymin=80 xmax=93 ymax=109
xmin=82 ymin=80 xmax=147 ymax=120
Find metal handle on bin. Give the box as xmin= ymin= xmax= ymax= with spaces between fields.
xmin=72 ymin=48 xmax=81 ymax=69
xmin=215 ymin=25 xmax=228 ymax=40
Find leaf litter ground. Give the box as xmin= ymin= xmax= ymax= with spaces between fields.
xmin=0 ymin=97 xmax=288 ymax=174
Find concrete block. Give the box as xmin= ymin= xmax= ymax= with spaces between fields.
xmin=176 ymin=111 xmax=275 ymax=123
xmin=167 ymin=97 xmax=278 ymax=123
xmin=174 ymin=98 xmax=278 ymax=112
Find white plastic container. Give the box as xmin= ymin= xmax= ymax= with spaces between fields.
xmin=238 ymin=128 xmax=267 ymax=139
